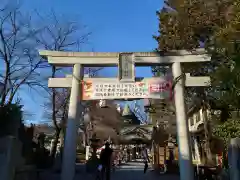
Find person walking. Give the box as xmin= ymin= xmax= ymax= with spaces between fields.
xmin=142 ymin=146 xmax=150 ymax=174
xmin=100 ymin=142 xmax=113 ymax=180
xmin=127 ymin=148 xmax=130 ymax=162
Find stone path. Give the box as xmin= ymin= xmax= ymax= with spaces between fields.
xmin=109 ymin=161 xmax=180 ymax=180
xmin=40 ymin=160 xmax=180 ymax=180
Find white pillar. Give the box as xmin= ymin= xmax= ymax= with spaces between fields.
xmin=61 ymin=64 xmax=83 ymax=180
xmin=50 ymin=139 xmax=54 ymax=153
xmin=193 ymin=137 xmax=201 ymax=164
xmin=85 ymin=146 xmax=90 ymax=161
xmin=172 ymin=62 xmax=194 ymax=180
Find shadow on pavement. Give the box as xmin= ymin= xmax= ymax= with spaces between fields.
xmin=39 ymin=163 xmax=180 ymax=180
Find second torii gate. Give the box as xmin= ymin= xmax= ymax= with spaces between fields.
xmin=39 ymin=49 xmax=210 ymax=180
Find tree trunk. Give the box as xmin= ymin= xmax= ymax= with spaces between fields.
xmin=50 ymin=65 xmax=59 ymax=160
xmin=59 ymin=129 xmax=65 ymax=149
xmin=222 ymin=147 xmax=228 ymax=169
xmin=50 ymin=129 xmax=60 ymax=159
xmin=59 ymin=128 xmax=66 ymax=160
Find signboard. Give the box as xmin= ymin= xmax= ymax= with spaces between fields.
xmin=118 ymin=53 xmax=135 ymax=82
xmin=82 ymin=78 xmax=172 ymax=100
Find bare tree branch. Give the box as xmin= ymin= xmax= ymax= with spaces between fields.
xmin=0 ymin=3 xmax=46 ymax=106
xmin=36 ymin=9 xmax=93 ymax=157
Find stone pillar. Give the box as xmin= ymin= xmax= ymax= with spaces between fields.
xmin=172 ymin=62 xmax=194 ymax=180
xmin=61 ymin=64 xmax=83 ymax=180
xmin=0 ymin=136 xmax=22 ymax=180
xmin=229 ymin=138 xmax=240 ymax=180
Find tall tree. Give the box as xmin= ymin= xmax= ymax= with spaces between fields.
xmin=154 ymin=0 xmax=231 ymax=51
xmin=153 ymin=0 xmax=232 ymax=78
xmin=36 ymin=10 xmax=91 ymax=158
xmin=0 ymin=2 xmax=46 ymax=106
xmin=86 ymin=100 xmax=122 ymax=144
xmin=211 ymin=2 xmax=240 ymax=167
xmin=211 ymin=0 xmax=240 ymax=112
xmin=153 ymin=0 xmax=239 ymax=164
xmin=153 ymin=0 xmax=240 ymax=112
xmin=154 ymin=0 xmax=240 ymax=167
xmin=43 ymin=88 xmax=70 ymax=157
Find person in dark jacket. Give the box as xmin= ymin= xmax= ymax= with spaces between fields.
xmin=142 ymin=146 xmax=150 ymax=174
xmin=100 ymin=142 xmax=113 ymax=180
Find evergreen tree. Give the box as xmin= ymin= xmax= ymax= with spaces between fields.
xmin=154 ymin=0 xmax=240 ymax=108
xmin=154 ymin=0 xmax=240 ymax=165
xmin=154 ymin=0 xmax=231 ymax=51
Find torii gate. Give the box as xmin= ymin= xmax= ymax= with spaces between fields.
xmin=39 ymin=49 xmax=210 ymax=180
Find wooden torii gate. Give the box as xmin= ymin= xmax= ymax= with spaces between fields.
xmin=39 ymin=49 xmax=210 ymax=180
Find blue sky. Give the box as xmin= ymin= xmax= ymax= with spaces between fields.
xmin=20 ymin=0 xmax=163 ymax=123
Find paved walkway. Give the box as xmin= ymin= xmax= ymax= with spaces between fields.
xmin=40 ymin=160 xmax=180 ymax=180
xmin=109 ymin=161 xmax=180 ymax=180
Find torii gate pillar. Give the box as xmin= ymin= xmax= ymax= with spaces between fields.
xmin=61 ymin=64 xmax=83 ymax=180
xmin=172 ymin=62 xmax=194 ymax=179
